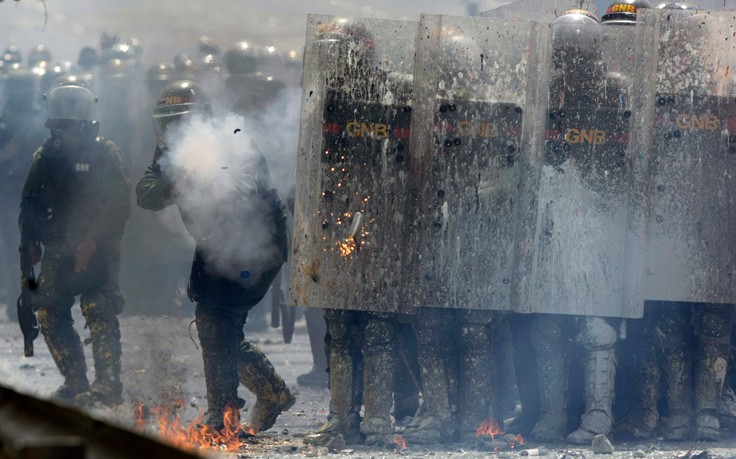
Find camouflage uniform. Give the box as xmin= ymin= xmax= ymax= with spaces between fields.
xmin=404 ymin=308 xmax=496 ymax=444
xmin=136 ymin=147 xmax=294 ymax=432
xmin=19 ymin=136 xmax=131 ymax=406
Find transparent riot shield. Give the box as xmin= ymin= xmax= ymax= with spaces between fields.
xmin=289 ymin=15 xmax=417 ymax=313
xmin=481 ymin=0 xmax=600 ymax=22
xmin=517 ymin=19 xmax=644 ymax=318
xmin=628 ymin=9 xmax=736 ymax=305
xmin=404 ymin=14 xmax=551 ymax=311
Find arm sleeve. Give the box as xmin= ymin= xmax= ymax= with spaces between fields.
xmin=87 ymin=140 xmax=132 ymax=241
xmin=135 ymin=149 xmax=175 ymax=212
xmin=18 ymin=148 xmax=45 ymax=244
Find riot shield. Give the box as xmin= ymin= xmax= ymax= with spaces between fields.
xmin=289 ymin=15 xmax=417 ymax=313
xmin=628 ymin=9 xmax=736 ymax=305
xmin=404 ymin=14 xmax=551 ymax=311
xmin=517 ymin=19 xmax=644 ymax=318
xmin=481 ymin=0 xmax=600 ymax=22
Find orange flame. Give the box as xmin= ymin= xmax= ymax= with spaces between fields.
xmin=476 ymin=418 xmax=503 ymax=440
xmin=135 ymin=403 xmax=255 ymax=452
xmin=475 ymin=419 xmax=525 ymax=449
xmin=394 ymin=435 xmax=407 ymax=449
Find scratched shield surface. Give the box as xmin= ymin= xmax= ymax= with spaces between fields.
xmin=289 ymin=15 xmax=417 ymax=313
xmin=628 ymin=9 xmax=736 ymax=305
xmin=403 ymin=14 xmax=549 ymax=311
xmin=517 ymin=18 xmax=643 ymax=318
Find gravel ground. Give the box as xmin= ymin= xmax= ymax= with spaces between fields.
xmin=1 ymin=308 xmax=736 ymax=458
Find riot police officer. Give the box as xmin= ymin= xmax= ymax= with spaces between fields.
xmin=19 ymin=75 xmax=130 ymax=407
xmin=300 ymin=17 xmax=409 ymax=446
xmin=136 ymin=80 xmax=295 ymax=432
xmin=527 ymin=9 xmax=633 ymax=444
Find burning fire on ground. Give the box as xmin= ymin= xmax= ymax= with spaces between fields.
xmin=476 ymin=419 xmax=524 ymax=451
xmin=134 ymin=402 xmax=256 ymax=452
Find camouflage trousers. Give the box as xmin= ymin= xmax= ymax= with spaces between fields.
xmin=34 ymin=240 xmax=124 ymax=400
xmin=195 ymin=303 xmax=292 ymax=431
xmin=322 ymin=309 xmax=398 ymax=443
xmin=408 ymin=307 xmax=496 ymax=443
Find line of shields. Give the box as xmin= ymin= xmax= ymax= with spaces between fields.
xmin=289 ymin=5 xmax=736 ymax=320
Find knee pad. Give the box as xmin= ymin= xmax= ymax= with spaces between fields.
xmin=578 ymin=317 xmax=617 ymax=351
xmin=459 ymin=323 xmax=491 ymax=351
xmin=654 ymin=302 xmax=692 ymax=336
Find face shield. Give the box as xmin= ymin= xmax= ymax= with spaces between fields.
xmin=46 ymin=85 xmax=96 ymax=122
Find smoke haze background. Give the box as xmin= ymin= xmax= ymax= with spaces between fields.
xmin=1 ymin=0 xmax=612 ymax=64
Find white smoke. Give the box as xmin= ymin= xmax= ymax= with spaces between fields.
xmin=159 ymin=110 xmax=289 ymax=284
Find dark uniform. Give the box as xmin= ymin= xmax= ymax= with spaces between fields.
xmin=19 ymin=75 xmax=130 ymax=407
xmin=135 ymin=80 xmax=294 ymax=432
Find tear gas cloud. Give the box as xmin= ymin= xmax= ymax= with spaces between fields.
xmin=159 ymin=90 xmax=299 ymax=283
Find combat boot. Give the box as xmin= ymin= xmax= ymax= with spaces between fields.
xmin=403 ymin=350 xmax=457 ymax=444
xmin=361 ymin=317 xmax=397 ymax=446
xmin=568 ymin=344 xmax=616 ymax=444
xmin=74 ymin=313 xmax=123 ymax=408
xmin=694 ymin=335 xmax=730 ymax=441
xmin=615 ymin=347 xmax=659 ymax=440
xmin=238 ymin=341 xmax=295 ymax=433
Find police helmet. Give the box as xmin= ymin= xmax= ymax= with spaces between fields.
xmin=45 ymin=75 xmax=97 ymax=122
xmin=28 ymin=44 xmax=52 ymax=67
xmin=3 ymin=45 xmax=22 ymax=65
xmin=551 ymin=9 xmax=602 ymax=67
xmin=198 ymin=36 xmax=221 ymax=57
xmin=314 ymin=18 xmax=376 ymax=72
xmin=153 ymin=80 xmax=212 ymax=150
xmin=77 ymin=46 xmax=99 ymax=69
xmin=4 ymin=68 xmax=37 ymax=105
xmin=146 ymin=63 xmax=173 ymax=97
xmin=655 ymin=2 xmax=698 ymax=9
xmin=224 ymin=41 xmax=259 ymax=75
xmin=601 ymin=0 xmax=653 ymax=25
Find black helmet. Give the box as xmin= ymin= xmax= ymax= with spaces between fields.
xmin=153 ymin=80 xmax=212 ymax=150
xmin=28 ymin=44 xmax=52 ymax=67
xmin=655 ymin=2 xmax=698 ymax=9
xmin=198 ymin=36 xmax=221 ymax=57
xmin=2 ymin=45 xmax=22 ymax=65
xmin=77 ymin=46 xmax=99 ymax=69
xmin=99 ymin=31 xmax=119 ymax=51
xmin=601 ymin=0 xmax=653 ymax=25
xmin=146 ymin=63 xmax=173 ymax=97
xmin=224 ymin=41 xmax=259 ymax=75
xmin=4 ymin=67 xmax=37 ymax=105
xmin=551 ymin=9 xmax=602 ymax=69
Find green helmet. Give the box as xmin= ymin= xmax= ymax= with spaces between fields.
xmin=152 ymin=79 xmax=212 ymax=150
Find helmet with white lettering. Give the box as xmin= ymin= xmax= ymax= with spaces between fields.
xmin=152 ymin=79 xmax=212 ymax=150
xmin=601 ymin=0 xmax=653 ymax=25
